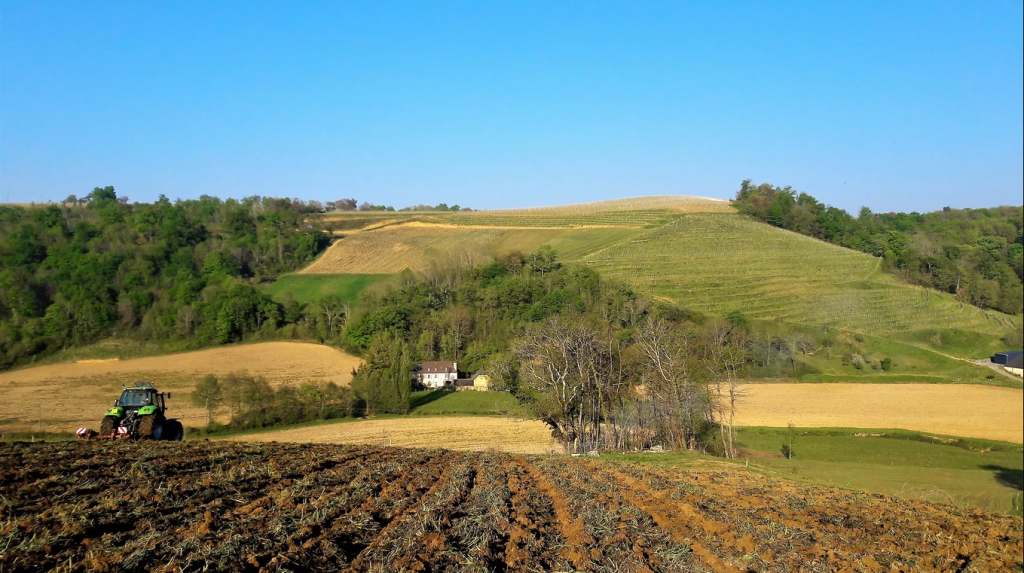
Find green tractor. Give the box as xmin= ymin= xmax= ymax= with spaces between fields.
xmin=97 ymin=382 xmax=184 ymax=440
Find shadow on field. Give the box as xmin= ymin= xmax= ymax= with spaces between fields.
xmin=982 ymin=465 xmax=1024 ymax=491
xmin=409 ymin=390 xmax=450 ymax=410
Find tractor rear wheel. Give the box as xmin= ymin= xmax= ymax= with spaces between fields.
xmin=138 ymin=414 xmax=163 ymax=440
xmin=100 ymin=415 xmax=118 ymax=436
xmin=163 ymin=419 xmax=184 ymax=441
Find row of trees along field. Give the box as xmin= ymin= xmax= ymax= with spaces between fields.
xmin=328 ymin=248 xmax=851 ymax=455
xmin=734 ymin=180 xmax=1024 ymax=314
xmin=0 ymin=187 xmax=331 ymax=369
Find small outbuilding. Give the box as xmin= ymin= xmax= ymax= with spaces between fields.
xmin=454 ymin=370 xmax=491 ymax=391
xmin=991 ymin=350 xmax=1023 ymax=365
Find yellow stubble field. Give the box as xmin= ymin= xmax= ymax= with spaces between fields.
xmin=0 ymin=342 xmax=361 ymax=433
xmin=231 ymin=416 xmax=560 ymax=454
xmin=734 ymin=383 xmax=1024 ymax=443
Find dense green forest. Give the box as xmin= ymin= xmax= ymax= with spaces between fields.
xmin=733 ymin=180 xmax=1024 ymax=315
xmin=0 ymin=187 xmax=331 ymax=368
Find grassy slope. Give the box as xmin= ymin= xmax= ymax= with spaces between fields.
xmin=791 ymin=331 xmax=1020 ymax=386
xmin=734 ymin=427 xmax=1023 ymax=515
xmin=408 ymin=390 xmax=528 ymax=416
xmin=583 ymin=213 xmax=1012 ymax=336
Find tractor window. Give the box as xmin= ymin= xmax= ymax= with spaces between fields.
xmin=121 ymin=391 xmax=149 ymax=406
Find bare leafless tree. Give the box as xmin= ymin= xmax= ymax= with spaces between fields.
xmin=634 ymin=318 xmax=713 ymax=451
xmin=514 ymin=315 xmax=616 ymax=452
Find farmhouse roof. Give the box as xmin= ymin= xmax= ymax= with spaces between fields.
xmin=1008 ymin=354 xmax=1024 ymax=369
xmin=417 ymin=361 xmax=456 ymax=373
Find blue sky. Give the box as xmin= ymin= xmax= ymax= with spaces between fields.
xmin=2 ymin=2 xmax=1021 ymax=212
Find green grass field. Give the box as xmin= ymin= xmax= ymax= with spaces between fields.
xmin=789 ymin=330 xmax=1019 ymax=386
xmin=603 ymin=427 xmax=1023 ymax=515
xmin=735 ymin=427 xmax=1023 ymax=515
xmin=409 ymin=390 xmax=528 ymax=416
xmin=258 ymin=273 xmax=391 ymax=306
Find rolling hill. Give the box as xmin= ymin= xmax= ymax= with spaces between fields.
xmin=301 ymin=196 xmax=1016 ymax=339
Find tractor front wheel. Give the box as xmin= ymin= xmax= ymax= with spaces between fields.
xmin=100 ymin=415 xmax=118 ymax=436
xmin=138 ymin=415 xmax=163 ymax=440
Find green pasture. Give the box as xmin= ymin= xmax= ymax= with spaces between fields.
xmin=904 ymin=327 xmax=1022 ymax=360
xmin=409 ymin=390 xmax=528 ymax=416
xmin=738 ymin=427 xmax=1023 ymax=515
xmin=787 ymin=331 xmax=1020 ymax=387
xmin=259 ymin=273 xmax=391 ymax=306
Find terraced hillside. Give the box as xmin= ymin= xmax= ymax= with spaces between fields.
xmin=305 ymin=197 xmax=1015 ymax=337
xmin=2 ymin=442 xmax=1020 ymax=572
xmin=584 ymin=214 xmax=1011 ymax=335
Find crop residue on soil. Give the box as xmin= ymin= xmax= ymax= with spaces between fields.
xmin=1 ymin=442 xmax=1020 ymax=572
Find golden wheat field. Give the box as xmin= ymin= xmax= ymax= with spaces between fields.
xmin=304 ymin=196 xmax=733 ymax=274
xmin=734 ymin=383 xmax=1024 ymax=443
xmin=231 ymin=416 xmax=560 ymax=454
xmin=301 ymin=223 xmax=639 ymax=274
xmin=0 ymin=342 xmax=361 ymax=433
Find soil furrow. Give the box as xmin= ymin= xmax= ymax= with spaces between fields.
xmin=515 ymin=455 xmax=597 ymax=571
xmin=583 ymin=462 xmax=744 ymax=573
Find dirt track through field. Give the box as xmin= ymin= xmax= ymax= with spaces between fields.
xmin=735 ymin=383 xmax=1024 ymax=443
xmin=0 ymin=342 xmax=361 ymax=433
xmin=6 ymin=441 xmax=1017 ymax=572
xmin=231 ymin=416 xmax=560 ymax=454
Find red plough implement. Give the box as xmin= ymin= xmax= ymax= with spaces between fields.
xmin=76 ymin=427 xmax=129 ymax=439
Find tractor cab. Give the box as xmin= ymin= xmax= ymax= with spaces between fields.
xmin=114 ymin=382 xmax=171 ymax=413
xmin=118 ymin=387 xmax=161 ymax=410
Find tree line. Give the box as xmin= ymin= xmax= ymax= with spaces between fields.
xmin=733 ymin=180 xmax=1024 ymax=314
xmin=191 ymin=373 xmax=354 ymax=431
xmin=0 ymin=187 xmax=331 ymax=368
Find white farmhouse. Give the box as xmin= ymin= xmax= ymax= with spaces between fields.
xmin=415 ymin=361 xmax=458 ymax=389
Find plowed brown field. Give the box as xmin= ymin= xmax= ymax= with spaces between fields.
xmin=0 ymin=342 xmax=361 ymax=433
xmin=1 ymin=442 xmax=1020 ymax=573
